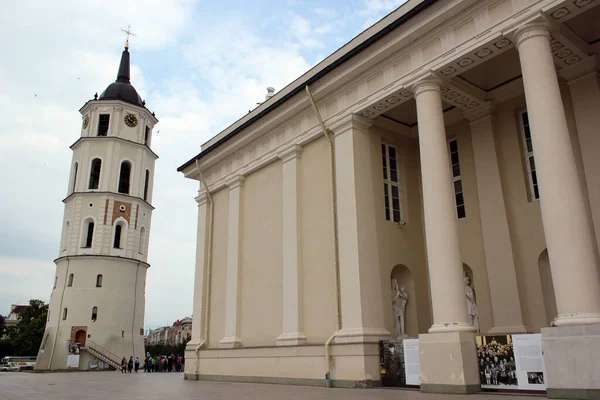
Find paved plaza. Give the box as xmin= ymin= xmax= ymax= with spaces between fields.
xmin=0 ymin=371 xmax=546 ymax=400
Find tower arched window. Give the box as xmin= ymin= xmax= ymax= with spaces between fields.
xmin=91 ymin=306 xmax=98 ymax=321
xmin=139 ymin=227 xmax=146 ymax=254
xmin=118 ymin=161 xmax=131 ymax=194
xmin=114 ymin=224 xmax=123 ymax=248
xmin=96 ymin=274 xmax=103 ymax=287
xmin=144 ymin=170 xmax=150 ymax=201
xmin=89 ymin=158 xmax=102 ymax=189
xmin=62 ymin=308 xmax=68 ymax=320
xmin=72 ymin=162 xmax=78 ymax=193
xmin=68 ymin=273 xmax=74 ymax=287
xmin=82 ymin=219 xmax=95 ymax=248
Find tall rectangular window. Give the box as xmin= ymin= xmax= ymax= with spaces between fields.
xmin=519 ymin=110 xmax=539 ymax=200
xmin=98 ymin=114 xmax=110 ymax=136
xmin=145 ymin=126 xmax=150 ymax=145
xmin=449 ymin=139 xmax=466 ymax=219
xmin=382 ymin=143 xmax=402 ymax=223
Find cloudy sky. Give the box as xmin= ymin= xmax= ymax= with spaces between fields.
xmin=0 ymin=0 xmax=405 ymax=329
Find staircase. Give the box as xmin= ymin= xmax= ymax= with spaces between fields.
xmin=82 ymin=340 xmax=121 ymax=370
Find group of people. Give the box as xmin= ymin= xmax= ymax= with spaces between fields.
xmin=143 ymin=354 xmax=184 ymax=372
xmin=477 ymin=339 xmax=517 ymax=387
xmin=120 ymin=356 xmax=140 ymax=373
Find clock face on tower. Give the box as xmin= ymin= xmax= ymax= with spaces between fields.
xmin=82 ymin=115 xmax=89 ymax=129
xmin=124 ymin=114 xmax=138 ymax=127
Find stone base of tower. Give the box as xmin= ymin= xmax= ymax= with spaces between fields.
xmin=418 ymin=332 xmax=480 ymax=394
xmin=542 ymin=325 xmax=600 ymax=399
xmin=36 ymin=256 xmax=148 ymax=371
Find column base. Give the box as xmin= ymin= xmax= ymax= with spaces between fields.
xmin=276 ymin=332 xmax=307 ymax=346
xmin=552 ymin=313 xmax=600 ymax=327
xmin=419 ymin=331 xmax=480 ymax=394
xmin=487 ymin=325 xmax=528 ymax=335
xmin=542 ymin=324 xmax=600 ymax=399
xmin=334 ymin=327 xmax=390 ymax=344
xmin=218 ymin=336 xmax=243 ymax=348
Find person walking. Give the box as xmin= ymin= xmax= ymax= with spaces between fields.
xmin=120 ymin=357 xmax=127 ymax=373
xmin=128 ymin=356 xmax=134 ymax=373
xmin=135 ymin=357 xmax=140 ymax=372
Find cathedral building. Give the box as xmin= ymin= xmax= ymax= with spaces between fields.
xmin=178 ymin=0 xmax=600 ymax=398
xmin=35 ymin=44 xmax=158 ymax=370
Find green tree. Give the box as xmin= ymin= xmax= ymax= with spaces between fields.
xmin=8 ymin=300 xmax=48 ymax=356
xmin=0 ymin=314 xmax=5 ymax=337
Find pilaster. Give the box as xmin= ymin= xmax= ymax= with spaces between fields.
xmin=466 ymin=103 xmax=526 ymax=334
xmin=276 ymin=145 xmax=306 ymax=346
xmin=561 ymin=56 xmax=600 ymax=253
xmin=220 ymin=175 xmax=245 ymax=348
xmin=333 ymin=114 xmax=390 ymax=344
xmin=189 ymin=192 xmax=209 ymax=347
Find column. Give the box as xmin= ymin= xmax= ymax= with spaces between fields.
xmin=219 ymin=175 xmax=244 ymax=348
xmin=333 ymin=115 xmax=390 ymax=344
xmin=188 ymin=191 xmax=209 ymax=348
xmin=414 ymin=77 xmax=473 ymax=333
xmin=276 ymin=145 xmax=306 ymax=346
xmin=515 ymin=23 xmax=600 ymax=326
xmin=561 ymin=56 xmax=600 ymax=252
xmin=414 ymin=77 xmax=479 ymax=394
xmin=467 ymin=103 xmax=526 ymax=334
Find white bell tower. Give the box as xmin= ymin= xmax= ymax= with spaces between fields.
xmin=36 ymin=43 xmax=158 ymax=370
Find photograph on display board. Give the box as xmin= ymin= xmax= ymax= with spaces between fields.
xmin=379 ymin=340 xmax=406 ymax=387
xmin=476 ymin=335 xmax=518 ymax=390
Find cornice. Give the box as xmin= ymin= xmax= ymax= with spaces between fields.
xmin=63 ymin=191 xmax=155 ymax=210
xmin=226 ymin=175 xmax=245 ymax=190
xmin=55 ymin=254 xmax=150 ymax=268
xmin=79 ymin=99 xmax=159 ymax=124
xmin=70 ymin=136 xmax=159 ymax=160
xmin=182 ymin=0 xmax=586 ymax=191
xmin=464 ymin=101 xmax=495 ymax=123
xmin=277 ymin=144 xmax=303 ymax=163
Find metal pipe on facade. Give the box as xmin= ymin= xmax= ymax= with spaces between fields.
xmin=191 ymin=160 xmax=215 ymax=378
xmin=305 ymin=85 xmax=341 ymax=388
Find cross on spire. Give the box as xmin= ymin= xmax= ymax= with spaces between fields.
xmin=120 ymin=24 xmax=136 ymax=49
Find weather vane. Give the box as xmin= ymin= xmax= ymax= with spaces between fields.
xmin=120 ymin=24 xmax=136 ymax=49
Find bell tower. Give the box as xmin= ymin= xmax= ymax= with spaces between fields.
xmin=36 ymin=44 xmax=158 ymax=370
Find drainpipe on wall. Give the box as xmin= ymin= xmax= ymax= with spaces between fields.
xmin=131 ymin=261 xmax=141 ymax=359
xmin=191 ymin=160 xmax=215 ymax=378
xmin=48 ymin=256 xmax=70 ymax=370
xmin=305 ymin=86 xmax=341 ymax=388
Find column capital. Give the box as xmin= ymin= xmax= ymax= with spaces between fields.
xmin=331 ymin=113 xmax=372 ymax=136
xmin=195 ymin=192 xmax=209 ymax=206
xmin=412 ymin=75 xmax=444 ymax=99
xmin=277 ymin=144 xmax=302 ymax=163
xmin=514 ymin=20 xmax=551 ymax=51
xmin=226 ymin=175 xmax=245 ymax=190
xmin=464 ymin=101 xmax=495 ymax=124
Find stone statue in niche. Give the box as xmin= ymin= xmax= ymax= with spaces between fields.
xmin=464 ymin=271 xmax=479 ymax=332
xmin=391 ymin=278 xmax=408 ymax=338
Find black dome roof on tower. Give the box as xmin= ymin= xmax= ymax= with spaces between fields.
xmin=99 ymin=47 xmax=144 ymax=107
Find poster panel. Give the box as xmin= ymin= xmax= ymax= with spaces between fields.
xmin=512 ymin=334 xmax=547 ymax=391
xmin=379 ymin=340 xmax=406 ymax=387
xmin=476 ymin=335 xmax=518 ymax=390
xmin=402 ymin=338 xmax=421 ymax=386
xmin=67 ymin=354 xmax=80 ymax=368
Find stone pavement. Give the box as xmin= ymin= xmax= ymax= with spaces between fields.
xmin=0 ymin=371 xmax=545 ymax=400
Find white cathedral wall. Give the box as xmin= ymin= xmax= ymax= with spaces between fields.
xmin=299 ymin=136 xmax=336 ymax=343
xmin=239 ymin=161 xmax=283 ymax=347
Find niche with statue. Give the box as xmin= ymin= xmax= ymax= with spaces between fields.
xmin=390 ymin=265 xmax=418 ymax=338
